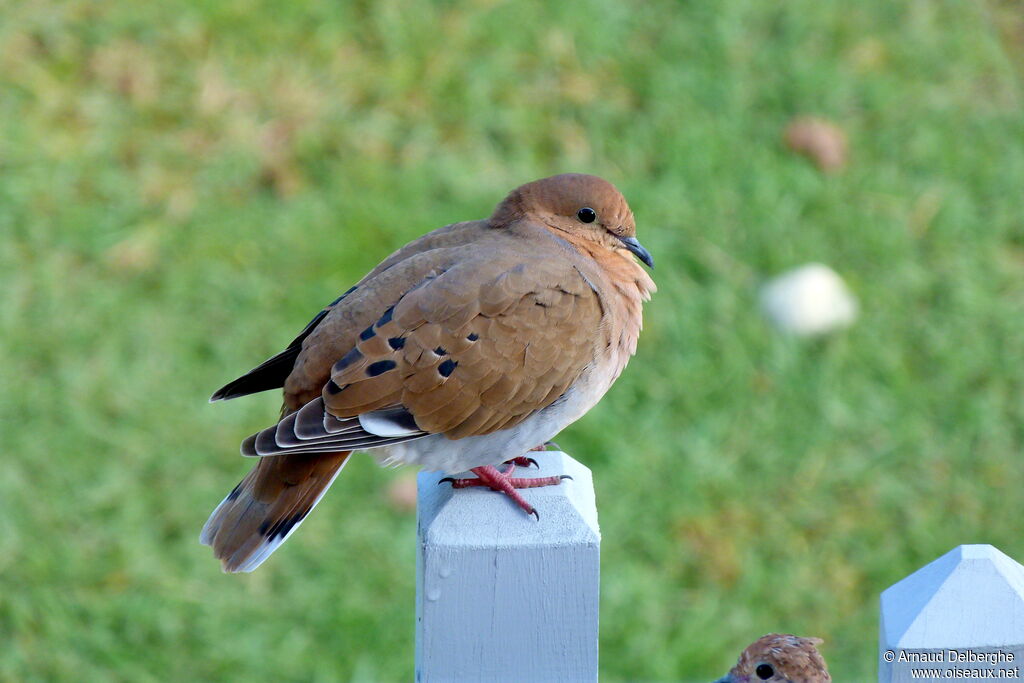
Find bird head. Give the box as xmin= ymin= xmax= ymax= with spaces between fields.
xmin=490 ymin=173 xmax=654 ymax=268
xmin=714 ymin=633 xmax=831 ymax=683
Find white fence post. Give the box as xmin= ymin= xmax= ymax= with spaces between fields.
xmin=415 ymin=450 xmax=600 ymax=683
xmin=879 ymin=544 xmax=1024 ymax=682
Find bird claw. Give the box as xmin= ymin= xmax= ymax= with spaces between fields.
xmin=439 ymin=464 xmax=568 ymax=517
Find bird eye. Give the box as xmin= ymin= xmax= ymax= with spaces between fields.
xmin=755 ymin=663 xmax=774 ymax=680
xmin=576 ymin=207 xmax=597 ymax=223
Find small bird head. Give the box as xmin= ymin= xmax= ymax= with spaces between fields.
xmin=714 ymin=633 xmax=831 ymax=683
xmin=490 ymin=173 xmax=654 ymax=268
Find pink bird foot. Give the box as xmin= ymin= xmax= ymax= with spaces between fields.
xmin=440 ymin=459 xmax=571 ymax=520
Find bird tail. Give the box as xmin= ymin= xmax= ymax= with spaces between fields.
xmin=200 ymin=451 xmax=352 ymax=573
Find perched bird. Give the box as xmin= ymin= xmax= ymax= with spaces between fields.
xmin=201 ymin=174 xmax=655 ymax=572
xmin=714 ymin=633 xmax=831 ymax=683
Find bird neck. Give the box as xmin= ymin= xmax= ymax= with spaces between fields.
xmin=553 ymin=229 xmax=655 ymax=385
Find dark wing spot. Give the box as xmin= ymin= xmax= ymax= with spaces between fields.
xmin=333 ymin=348 xmax=363 ymax=373
xmin=359 ymin=325 xmax=376 ymax=341
xmin=325 ymin=380 xmax=348 ymax=395
xmin=376 ymin=306 xmax=394 ymax=327
xmin=329 ymin=285 xmax=358 ymax=306
xmin=434 ymin=346 xmax=447 ymax=356
xmin=367 ymin=360 xmax=397 ymax=377
xmin=438 ymin=359 xmax=458 ymax=377
xmin=388 ymin=336 xmax=406 ymax=350
xmin=467 ymin=332 xmax=479 ymax=341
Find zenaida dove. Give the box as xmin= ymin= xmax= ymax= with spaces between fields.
xmin=714 ymin=633 xmax=832 ymax=683
xmin=201 ymin=173 xmax=654 ymax=572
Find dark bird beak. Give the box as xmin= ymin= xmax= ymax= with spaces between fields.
xmin=618 ymin=236 xmax=654 ymax=268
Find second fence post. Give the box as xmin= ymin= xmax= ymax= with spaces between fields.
xmin=415 ymin=450 xmax=601 ymax=682
xmin=879 ymin=544 xmax=1024 ymax=682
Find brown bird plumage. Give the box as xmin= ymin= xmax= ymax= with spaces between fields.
xmin=715 ymin=633 xmax=831 ymax=683
xmin=201 ymin=173 xmax=655 ymax=572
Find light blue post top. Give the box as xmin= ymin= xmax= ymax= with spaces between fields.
xmin=881 ymin=544 xmax=1024 ymax=649
xmin=417 ymin=450 xmax=600 ymax=549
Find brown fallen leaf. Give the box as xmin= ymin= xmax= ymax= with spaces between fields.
xmin=783 ymin=116 xmax=848 ymax=173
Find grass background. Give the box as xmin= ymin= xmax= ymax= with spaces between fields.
xmin=2 ymin=0 xmax=1023 ymax=680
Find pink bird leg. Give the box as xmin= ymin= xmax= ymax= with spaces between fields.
xmin=440 ymin=458 xmax=570 ymax=519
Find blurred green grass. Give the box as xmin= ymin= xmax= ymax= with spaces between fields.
xmin=1 ymin=0 xmax=1023 ymax=680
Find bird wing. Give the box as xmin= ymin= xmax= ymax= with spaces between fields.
xmin=242 ymin=227 xmax=604 ymax=456
xmin=209 ymin=220 xmax=483 ymax=404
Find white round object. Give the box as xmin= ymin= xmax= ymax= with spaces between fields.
xmin=759 ymin=263 xmax=857 ymax=335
